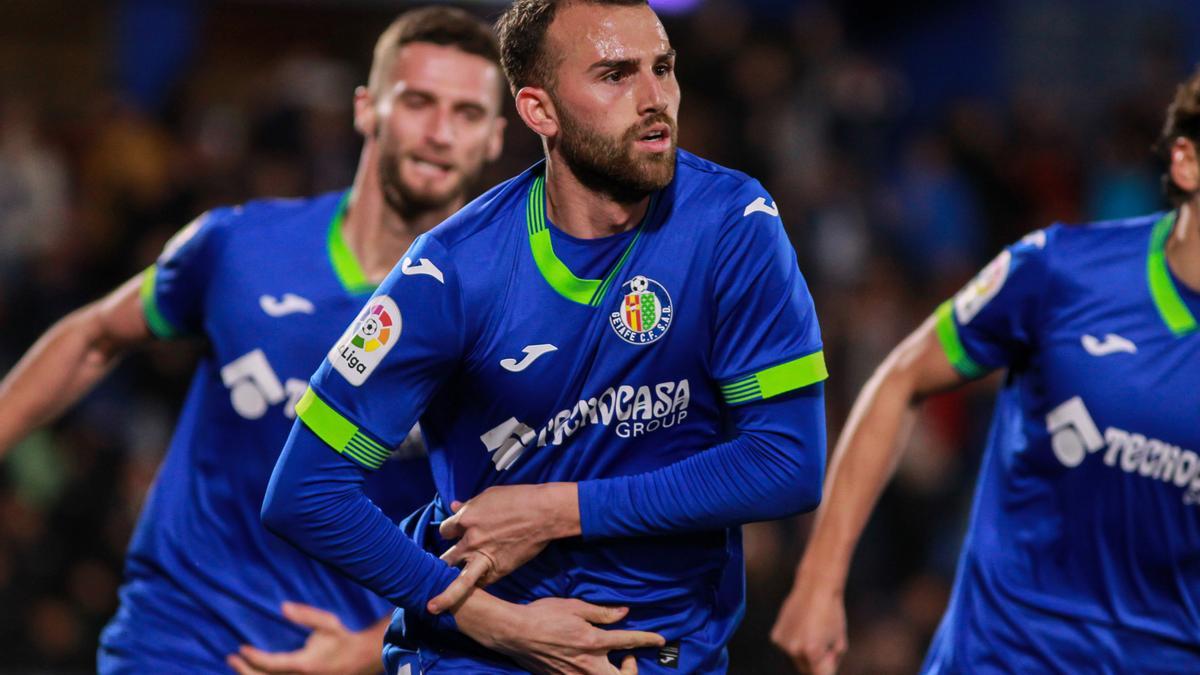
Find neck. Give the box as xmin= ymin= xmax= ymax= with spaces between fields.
xmin=543 ymin=154 xmax=650 ymax=240
xmin=1167 ymin=200 xmax=1200 ymax=294
xmin=341 ymin=149 xmax=462 ymax=283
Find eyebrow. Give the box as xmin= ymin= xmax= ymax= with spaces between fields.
xmin=589 ymin=48 xmax=677 ymax=71
xmin=398 ymin=87 xmax=491 ymax=113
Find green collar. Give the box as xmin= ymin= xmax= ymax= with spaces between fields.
xmin=525 ymin=174 xmax=646 ymax=307
xmin=327 ymin=192 xmax=375 ymax=296
xmin=1147 ymin=210 xmax=1198 ymax=336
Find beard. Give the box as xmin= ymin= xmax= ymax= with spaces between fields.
xmin=377 ymin=144 xmax=479 ymax=220
xmin=555 ymin=102 xmax=677 ymax=204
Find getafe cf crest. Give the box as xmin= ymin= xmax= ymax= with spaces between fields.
xmin=609 ymin=275 xmax=673 ymax=344
xmin=330 ymin=295 xmax=401 ymax=386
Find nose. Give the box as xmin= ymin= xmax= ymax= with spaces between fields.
xmin=426 ymin=106 xmax=454 ymax=148
xmin=636 ymin=70 xmax=668 ymax=117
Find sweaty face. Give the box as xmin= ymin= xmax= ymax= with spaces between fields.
xmin=544 ymin=3 xmax=680 ymax=202
xmin=373 ymin=43 xmax=504 ymax=215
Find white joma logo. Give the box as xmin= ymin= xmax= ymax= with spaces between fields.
xmin=260 ymin=293 xmax=314 ymax=317
xmin=401 ymin=256 xmax=444 ymax=284
xmin=1081 ymin=333 xmax=1137 ymax=356
xmin=743 ymin=197 xmax=779 ymax=218
xmin=500 ymin=344 xmax=557 ymax=372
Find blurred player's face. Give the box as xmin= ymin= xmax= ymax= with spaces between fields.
xmin=369 ymin=43 xmax=505 ymax=215
xmin=545 ymin=3 xmax=679 ymax=202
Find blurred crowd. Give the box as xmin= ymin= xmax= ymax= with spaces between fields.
xmin=0 ymin=0 xmax=1196 ymax=672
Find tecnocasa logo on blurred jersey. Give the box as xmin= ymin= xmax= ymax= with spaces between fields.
xmin=1046 ymin=396 xmax=1200 ymax=504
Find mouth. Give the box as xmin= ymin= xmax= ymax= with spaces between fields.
xmin=635 ymin=123 xmax=673 ymax=152
xmin=406 ymin=156 xmax=454 ymax=180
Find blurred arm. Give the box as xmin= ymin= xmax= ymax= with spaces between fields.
xmin=0 ymin=273 xmax=153 ymax=457
xmin=795 ymin=316 xmax=965 ymax=595
xmin=769 ymin=317 xmax=968 ymax=674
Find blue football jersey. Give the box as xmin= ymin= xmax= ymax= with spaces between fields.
xmin=927 ymin=212 xmax=1200 ymax=672
xmin=98 ymin=192 xmax=436 ymax=671
xmin=297 ymin=152 xmax=828 ymax=673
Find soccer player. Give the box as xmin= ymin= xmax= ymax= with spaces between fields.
xmin=262 ymin=0 xmax=829 ymax=672
xmin=0 ymin=8 xmax=516 ymax=673
xmin=770 ymin=69 xmax=1200 ymax=674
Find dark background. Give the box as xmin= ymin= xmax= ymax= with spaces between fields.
xmin=1 ymin=0 xmax=1198 ymax=672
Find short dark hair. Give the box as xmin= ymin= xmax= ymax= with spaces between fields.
xmin=495 ymin=0 xmax=647 ymax=95
xmin=1157 ymin=66 xmax=1200 ymax=207
xmin=368 ymin=6 xmax=500 ymax=97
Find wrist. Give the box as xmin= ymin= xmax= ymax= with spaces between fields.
xmin=539 ymin=482 xmax=581 ymax=539
xmin=451 ymin=591 xmax=520 ymax=652
xmin=795 ymin=551 xmax=849 ymax=596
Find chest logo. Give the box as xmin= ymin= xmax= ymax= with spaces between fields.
xmin=330 ymin=296 xmax=401 ymax=386
xmin=401 ymin=257 xmax=444 ymax=284
xmin=1046 ymin=396 xmax=1200 ymax=505
xmin=609 ymin=275 xmax=673 ymax=345
xmin=1081 ymin=333 xmax=1137 ymax=356
xmin=500 ymin=344 xmax=558 ymax=372
xmin=259 ymin=293 xmax=315 ymax=317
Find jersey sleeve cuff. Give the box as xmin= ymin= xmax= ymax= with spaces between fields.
xmin=295 ymin=387 xmax=393 ymax=470
xmin=718 ymin=351 xmax=828 ymax=406
xmin=140 ymin=265 xmax=184 ymax=340
xmin=933 ymin=300 xmax=989 ymax=379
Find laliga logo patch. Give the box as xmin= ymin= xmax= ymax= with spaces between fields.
xmin=609 ymin=275 xmax=673 ymax=345
xmin=330 ymin=296 xmax=401 ymax=386
xmin=954 ymin=249 xmax=1011 ymax=325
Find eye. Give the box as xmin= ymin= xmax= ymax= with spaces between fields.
xmin=604 ymin=70 xmax=626 ymax=83
xmin=400 ymin=92 xmax=432 ymax=109
xmin=654 ymin=62 xmax=673 ymax=77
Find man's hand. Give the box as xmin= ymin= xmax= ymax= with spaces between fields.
xmin=429 ymin=483 xmax=580 ymax=614
xmin=226 ymin=602 xmax=386 ymax=675
xmin=455 ymin=593 xmax=663 ymax=675
xmin=769 ymin=567 xmax=847 ymax=675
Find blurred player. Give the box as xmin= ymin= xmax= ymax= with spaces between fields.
xmin=771 ymin=67 xmax=1200 ymax=674
xmin=0 ymin=7 xmax=508 ymax=673
xmin=262 ymin=0 xmax=828 ymax=672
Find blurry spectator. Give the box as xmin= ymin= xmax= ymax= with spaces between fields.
xmin=0 ymin=96 xmax=69 ymax=275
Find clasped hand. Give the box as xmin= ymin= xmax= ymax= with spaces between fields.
xmin=428 ymin=482 xmax=580 ymax=614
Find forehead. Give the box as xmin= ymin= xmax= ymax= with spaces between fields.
xmin=385 ymin=42 xmax=502 ymax=105
xmin=547 ymin=3 xmax=670 ymax=67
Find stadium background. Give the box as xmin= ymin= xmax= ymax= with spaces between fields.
xmin=2 ymin=0 xmax=1199 ymax=672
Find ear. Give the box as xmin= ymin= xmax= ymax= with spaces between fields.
xmin=353 ymin=85 xmax=377 ymax=139
xmin=1170 ymin=136 xmax=1199 ymax=194
xmin=514 ymin=86 xmax=558 ymax=139
xmin=486 ymin=116 xmax=507 ymax=163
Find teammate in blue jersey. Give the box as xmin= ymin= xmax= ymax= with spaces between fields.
xmin=0 ymin=8 xmax=514 ymax=673
xmin=263 ymin=1 xmax=829 ymax=673
xmin=772 ymin=68 xmax=1200 ymax=674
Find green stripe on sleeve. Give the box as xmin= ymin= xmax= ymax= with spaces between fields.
xmin=295 ymin=388 xmax=392 ymax=470
xmin=139 ymin=265 xmax=181 ymax=339
xmin=719 ymin=351 xmax=829 ymax=405
xmin=934 ymin=300 xmax=988 ymax=379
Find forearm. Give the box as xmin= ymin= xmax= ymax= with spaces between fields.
xmin=798 ymin=368 xmax=916 ymax=589
xmin=797 ymin=322 xmax=963 ymax=589
xmin=262 ymin=422 xmax=459 ymax=613
xmin=0 ymin=297 xmax=141 ymax=456
xmin=579 ymin=388 xmax=826 ymax=539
